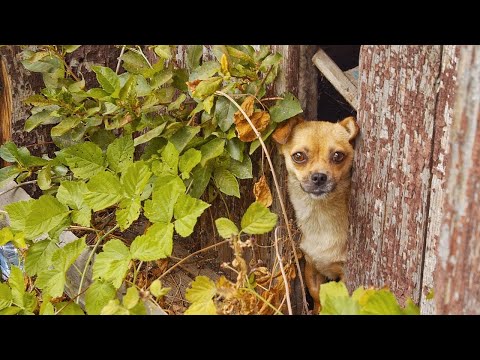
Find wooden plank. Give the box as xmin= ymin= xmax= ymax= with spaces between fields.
xmin=435 ymin=45 xmax=480 ymax=314
xmin=312 ymin=49 xmax=358 ymax=110
xmin=0 ymin=57 xmax=13 ymax=157
xmin=420 ymin=46 xmax=460 ymax=314
xmin=345 ymin=46 xmax=445 ymax=305
xmin=344 ymin=66 xmax=359 ymax=86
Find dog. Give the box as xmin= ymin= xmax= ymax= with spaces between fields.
xmin=272 ymin=115 xmax=359 ymax=313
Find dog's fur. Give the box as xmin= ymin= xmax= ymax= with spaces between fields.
xmin=272 ymin=116 xmax=359 ymax=313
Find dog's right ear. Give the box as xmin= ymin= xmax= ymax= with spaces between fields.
xmin=272 ymin=115 xmax=305 ymax=145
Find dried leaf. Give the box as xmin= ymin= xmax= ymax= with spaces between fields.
xmin=186 ymin=79 xmax=201 ymax=92
xmin=233 ymin=96 xmax=255 ymax=124
xmin=253 ymin=175 xmax=272 ymax=207
xmin=235 ymin=111 xmax=270 ymax=142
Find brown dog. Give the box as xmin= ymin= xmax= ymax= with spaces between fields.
xmin=272 ymin=115 xmax=359 ymax=314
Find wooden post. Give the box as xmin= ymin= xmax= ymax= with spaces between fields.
xmin=435 ymin=45 xmax=480 ymax=314
xmin=345 ymin=46 xmax=459 ymax=307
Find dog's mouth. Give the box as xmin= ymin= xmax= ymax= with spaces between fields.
xmin=300 ymin=183 xmax=335 ymax=199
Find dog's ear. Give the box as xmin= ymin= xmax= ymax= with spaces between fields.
xmin=272 ymin=115 xmax=305 ymax=145
xmin=339 ymin=116 xmax=359 ymax=143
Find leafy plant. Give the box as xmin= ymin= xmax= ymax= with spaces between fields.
xmin=0 ymin=45 xmax=304 ymax=315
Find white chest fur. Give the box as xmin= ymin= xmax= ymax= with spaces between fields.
xmin=287 ymin=174 xmax=349 ymax=272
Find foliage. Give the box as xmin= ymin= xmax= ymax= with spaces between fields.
xmin=0 ymin=45 xmax=304 ymax=315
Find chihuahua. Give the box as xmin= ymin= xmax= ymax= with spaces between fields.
xmin=272 ymin=115 xmax=359 ymax=313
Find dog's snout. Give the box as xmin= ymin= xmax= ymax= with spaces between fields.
xmin=311 ymin=173 xmax=328 ymax=185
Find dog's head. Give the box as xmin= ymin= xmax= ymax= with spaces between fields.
xmin=272 ymin=116 xmax=359 ymax=199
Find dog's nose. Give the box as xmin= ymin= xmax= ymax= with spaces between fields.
xmin=311 ymin=173 xmax=328 ymax=185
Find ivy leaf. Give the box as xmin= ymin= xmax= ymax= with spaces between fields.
xmin=0 ymin=283 xmax=13 ymax=310
xmin=93 ymin=239 xmax=131 ymax=289
xmin=228 ymin=156 xmax=252 ymax=179
xmin=144 ymin=182 xmax=183 ymax=224
xmin=5 ymin=200 xmax=34 ymax=232
xmin=121 ymin=51 xmax=151 ymax=76
xmin=106 ymin=136 xmax=134 ymax=173
xmin=121 ymin=161 xmax=152 ymax=197
xmin=56 ymin=180 xmax=88 ymax=210
xmin=24 ymin=195 xmax=70 ymax=240
xmin=116 ymin=197 xmax=141 ymax=231
xmin=51 ymin=117 xmax=81 ymax=137
xmin=186 ymin=45 xmax=203 ymax=71
xmin=185 ymin=276 xmax=217 ymax=315
xmin=188 ymin=162 xmax=213 ymax=199
xmin=214 ymin=96 xmax=236 ymax=132
xmin=214 ymin=168 xmax=240 ymax=198
xmin=192 ymin=77 xmax=223 ymax=99
xmin=84 ymin=171 xmax=123 ymax=212
xmin=85 ymin=279 xmax=117 ymax=315
xmin=215 ymin=218 xmax=239 ymax=239
xmin=169 ymin=126 xmax=201 ymax=153
xmin=269 ymin=92 xmax=303 ymax=123
xmin=161 ymin=142 xmax=179 ymax=173
xmin=24 ymin=108 xmax=61 ymax=132
xmin=25 ymin=239 xmax=56 ymax=276
xmin=179 ymin=148 xmax=202 ymax=179
xmin=200 ymin=138 xmax=225 ymax=167
xmin=240 ymin=202 xmax=278 ymax=235
xmin=130 ymin=222 xmax=174 ymax=261
xmin=0 ymin=141 xmax=48 ymax=167
xmin=173 ymin=194 xmax=210 ymax=237
xmin=123 ymin=287 xmax=140 ymax=310
xmin=133 ymin=123 xmax=167 ymax=147
xmin=190 ymin=61 xmax=221 ymax=81
xmin=92 ymin=66 xmax=120 ymax=95
xmin=63 ymin=142 xmax=106 ymax=179
xmin=119 ymin=74 xmax=137 ymax=100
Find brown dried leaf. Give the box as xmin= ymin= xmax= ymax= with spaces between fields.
xmin=216 ymin=276 xmax=236 ymax=300
xmin=235 ymin=111 xmax=270 ymax=142
xmin=186 ymin=79 xmax=201 ymax=92
xmin=253 ymin=175 xmax=273 ymax=207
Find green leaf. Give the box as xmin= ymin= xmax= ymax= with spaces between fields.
xmin=184 ymin=300 xmax=217 ymax=315
xmin=25 ymin=108 xmax=61 ymax=132
xmin=360 ymin=289 xmax=403 ymax=315
xmin=320 ymin=281 xmax=349 ymax=307
xmin=319 ymin=281 xmax=359 ymax=315
xmin=55 ymin=302 xmax=85 ymax=315
xmin=8 ymin=266 xmax=25 ymax=307
xmin=85 ymin=279 xmax=117 ymax=315
xmin=0 ymin=227 xmax=13 ymax=246
xmin=24 ymin=195 xmax=70 ymax=240
xmin=52 ymin=237 xmax=86 ymax=272
xmin=192 ymin=77 xmax=223 ymax=99
xmin=62 ymin=45 xmax=81 ymax=53
xmin=161 ymin=141 xmax=179 ymax=174
xmin=0 ymin=141 xmax=49 ymax=166
xmin=51 ymin=117 xmax=81 ymax=137
xmin=200 ymin=138 xmax=225 ymax=166
xmin=123 ymin=286 xmax=140 ymax=310
xmin=56 ymin=180 xmax=88 ymax=210
xmin=151 ymin=69 xmax=173 ymax=89
xmin=168 ymin=93 xmax=187 ymax=111
xmin=186 ymin=45 xmax=203 ymax=71
xmin=106 ymin=136 xmax=134 ymax=173
xmin=228 ymin=156 xmax=252 ymax=179
xmin=226 ymin=138 xmax=244 ymax=162
xmin=119 ymin=74 xmax=137 ymax=100
xmin=63 ymin=142 xmax=106 ymax=179
xmin=215 ymin=218 xmax=239 ymax=239
xmin=0 ymin=283 xmax=13 ymax=310
xmin=22 ymin=292 xmax=37 ymax=313
xmin=214 ymin=168 xmax=240 ymax=198
xmin=130 ymin=222 xmax=174 ymax=261
xmin=84 ymin=171 xmax=123 ymax=212
xmin=190 ymin=61 xmax=220 ymax=81
xmin=121 ymin=161 xmax=152 ymax=197
xmin=173 ymin=194 xmax=210 ymax=237
xmin=133 ymin=123 xmax=167 ymax=147
xmin=25 ymin=239 xmax=56 ymax=276
xmin=154 ymin=45 xmax=172 ymax=59
xmin=269 ymin=92 xmax=303 ymax=123
xmin=0 ymin=165 xmax=21 ymax=188
xmin=100 ymin=299 xmax=130 ymax=315
xmin=214 ymin=96 xmax=236 ymax=132
xmin=240 ymin=202 xmax=278 ymax=235
xmin=144 ymin=181 xmax=183 ymax=224
xmin=203 ymin=95 xmax=215 ymax=114
xmin=150 ymin=279 xmax=171 ymax=298
xmin=93 ymin=239 xmax=131 ymax=289
xmin=116 ymin=197 xmax=141 ymax=231
xmin=0 ymin=306 xmax=22 ymax=315
xmin=179 ymin=148 xmax=202 ymax=179
xmin=37 ymin=166 xmax=52 ymax=190
xmin=226 ymin=46 xmax=254 ymax=63
xmin=402 ymin=299 xmax=420 ymax=315
xmin=188 ymin=162 xmax=213 ymax=198
xmin=249 ymin=122 xmax=276 ymax=155
xmin=136 ymin=75 xmax=151 ymax=96
xmin=72 ymin=207 xmax=91 ymax=227
xmin=5 ymin=200 xmax=34 ymax=232
xmin=92 ymin=66 xmax=120 ymax=95
xmin=121 ymin=51 xmax=150 ymax=76
xmin=169 ymin=126 xmax=201 ymax=153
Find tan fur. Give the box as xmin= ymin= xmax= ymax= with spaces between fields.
xmin=273 ymin=116 xmax=359 ymax=313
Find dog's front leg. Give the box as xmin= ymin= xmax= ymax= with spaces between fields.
xmin=304 ymin=259 xmax=325 ymax=314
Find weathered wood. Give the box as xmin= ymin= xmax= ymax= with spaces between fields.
xmin=0 ymin=57 xmax=13 ymax=160
xmin=435 ymin=45 xmax=480 ymax=314
xmin=345 ymin=46 xmax=449 ymax=305
xmin=420 ymin=46 xmax=460 ymax=314
xmin=312 ymin=49 xmax=358 ymax=110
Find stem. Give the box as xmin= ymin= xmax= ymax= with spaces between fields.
xmin=76 ymin=225 xmax=119 ymax=304
xmin=0 ymin=180 xmax=37 ymax=198
xmin=133 ymin=261 xmax=143 ymax=285
xmin=242 ymin=287 xmax=283 ymax=315
xmin=216 ymin=90 xmax=309 ymax=314
xmin=115 ymin=45 xmax=126 ymax=74
xmin=159 ymin=239 xmax=230 ymax=280
xmin=274 ymin=227 xmax=292 ymax=315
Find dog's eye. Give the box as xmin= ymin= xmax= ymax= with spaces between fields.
xmin=292 ymin=152 xmax=307 ymax=163
xmin=332 ymin=151 xmax=345 ymax=163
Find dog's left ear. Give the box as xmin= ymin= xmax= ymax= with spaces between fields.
xmin=339 ymin=116 xmax=359 ymax=143
xmin=272 ymin=115 xmax=305 ymax=145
